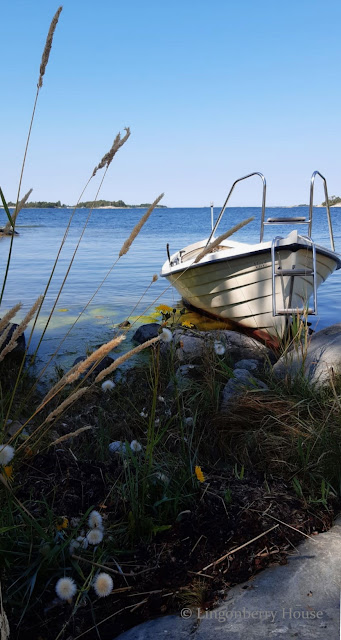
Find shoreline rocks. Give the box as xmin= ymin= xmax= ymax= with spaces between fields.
xmin=273 ymin=323 xmax=341 ymax=387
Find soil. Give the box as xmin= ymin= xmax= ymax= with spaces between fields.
xmin=8 ymin=448 xmax=338 ymax=640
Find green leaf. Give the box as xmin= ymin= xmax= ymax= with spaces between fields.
xmin=0 ymin=187 xmax=14 ymax=228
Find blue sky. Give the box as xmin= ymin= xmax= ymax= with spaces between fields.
xmin=1 ymin=0 xmax=340 ymax=206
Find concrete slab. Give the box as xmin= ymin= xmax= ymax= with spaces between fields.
xmin=116 ymin=517 xmax=341 ymax=639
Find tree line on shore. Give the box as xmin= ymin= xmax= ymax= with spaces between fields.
xmin=6 ymin=199 xmax=167 ymax=209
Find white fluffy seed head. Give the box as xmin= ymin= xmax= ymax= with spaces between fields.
xmin=130 ymin=440 xmax=142 ymax=453
xmin=214 ymin=341 xmax=226 ymax=356
xmin=55 ymin=577 xmax=77 ymax=600
xmin=88 ymin=510 xmax=103 ymax=529
xmin=101 ymin=380 xmax=115 ymax=392
xmin=76 ymin=535 xmax=89 ymax=549
xmin=0 ymin=444 xmax=15 ymax=466
xmin=161 ymin=327 xmax=172 ymax=343
xmin=87 ymin=528 xmax=104 ymax=545
xmin=93 ymin=572 xmax=113 ymax=597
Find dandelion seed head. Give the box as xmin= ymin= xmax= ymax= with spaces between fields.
xmin=55 ymin=577 xmax=77 ymax=601
xmin=88 ymin=510 xmax=103 ymax=529
xmin=130 ymin=440 xmax=142 ymax=453
xmin=161 ymin=327 xmax=172 ymax=343
xmin=87 ymin=528 xmax=104 ymax=545
xmin=214 ymin=341 xmax=226 ymax=356
xmin=101 ymin=380 xmax=115 ymax=392
xmin=0 ymin=445 xmax=15 ymax=466
xmin=93 ymin=572 xmax=113 ymax=597
xmin=109 ymin=440 xmax=126 ymax=455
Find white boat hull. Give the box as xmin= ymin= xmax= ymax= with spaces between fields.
xmin=161 ymin=231 xmax=340 ymax=338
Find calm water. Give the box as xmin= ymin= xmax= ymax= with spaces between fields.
xmin=1 ymin=206 xmax=341 ymax=371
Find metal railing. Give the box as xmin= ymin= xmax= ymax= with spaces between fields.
xmin=205 ymin=172 xmax=266 ymax=246
xmin=309 ymin=171 xmax=335 ymax=251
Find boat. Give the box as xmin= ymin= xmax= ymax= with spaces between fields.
xmin=161 ymin=171 xmax=341 ymax=342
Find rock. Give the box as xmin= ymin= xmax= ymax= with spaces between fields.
xmin=173 ymin=331 xmax=204 ymax=362
xmin=118 ymin=320 xmax=131 ymax=328
xmin=72 ymin=355 xmax=114 ymax=377
xmin=173 ymin=329 xmax=274 ymax=366
xmin=116 ymin=516 xmax=341 ymax=640
xmin=0 ymin=322 xmax=26 ymax=357
xmin=221 ymin=368 xmax=268 ymax=412
xmin=273 ymin=323 xmax=341 ymax=387
xmin=133 ymin=323 xmax=161 ymax=344
xmin=234 ymin=358 xmax=261 ymax=372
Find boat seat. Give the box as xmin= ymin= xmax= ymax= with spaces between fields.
xmin=265 ymin=217 xmax=308 ymax=224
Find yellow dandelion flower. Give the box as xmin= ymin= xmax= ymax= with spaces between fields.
xmin=181 ymin=320 xmax=194 ymax=328
xmin=56 ymin=516 xmax=69 ymax=531
xmin=155 ymin=304 xmax=173 ymax=313
xmin=3 ymin=465 xmax=13 ymax=480
xmin=195 ymin=465 xmax=205 ymax=483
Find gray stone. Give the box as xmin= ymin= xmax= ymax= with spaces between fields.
xmin=173 ymin=329 xmax=274 ymax=366
xmin=116 ymin=518 xmax=341 ymax=640
xmin=221 ymin=369 xmax=268 ymax=412
xmin=174 ymin=333 xmax=204 ymax=362
xmin=273 ymin=323 xmax=341 ymax=387
xmin=234 ymin=358 xmax=261 ymax=372
xmin=133 ymin=323 xmax=161 ymax=344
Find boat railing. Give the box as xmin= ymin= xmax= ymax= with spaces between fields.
xmin=205 ymin=172 xmax=266 ymax=247
xmin=309 ymin=171 xmax=335 ymax=251
xmin=207 ymin=170 xmax=335 ymax=251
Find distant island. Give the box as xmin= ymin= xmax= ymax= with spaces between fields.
xmin=322 ymin=196 xmax=341 ymax=207
xmin=5 ymin=199 xmax=167 ymax=209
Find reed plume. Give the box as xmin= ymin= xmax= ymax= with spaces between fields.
xmin=92 ymin=128 xmax=131 ymax=177
xmin=38 ymin=6 xmax=63 ymax=88
xmin=119 ymin=193 xmax=164 ymax=257
xmin=95 ymin=336 xmax=160 ymax=383
xmin=45 ymin=387 xmax=88 ymax=423
xmin=40 ymin=334 xmax=125 ymax=405
xmin=193 ymin=217 xmax=254 ymax=264
xmin=152 ymin=274 xmax=158 ymax=282
xmin=3 ymin=189 xmax=33 ymax=234
xmin=0 ymin=303 xmax=22 ymax=334
xmin=0 ymin=296 xmax=42 ymax=363
xmin=49 ymin=425 xmax=92 ymax=446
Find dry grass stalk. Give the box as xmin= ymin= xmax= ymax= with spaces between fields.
xmin=41 ymin=334 xmax=126 ymax=405
xmin=200 ymin=524 xmax=279 ymax=572
xmin=193 ymin=217 xmax=254 ymax=264
xmin=45 ymin=387 xmax=88 ymax=423
xmin=0 ymin=303 xmax=22 ymax=334
xmin=119 ymin=194 xmax=164 ymax=257
xmin=38 ymin=6 xmax=63 ymax=88
xmin=95 ymin=336 xmax=160 ymax=383
xmin=92 ymin=128 xmax=131 ymax=177
xmin=0 ymin=296 xmax=42 ymax=363
xmin=49 ymin=425 xmax=92 ymax=446
xmin=3 ymin=189 xmax=33 ymax=234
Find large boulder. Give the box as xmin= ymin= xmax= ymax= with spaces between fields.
xmin=172 ymin=329 xmax=273 ymax=366
xmin=273 ymin=323 xmax=341 ymax=387
xmin=133 ymin=323 xmax=161 ymax=344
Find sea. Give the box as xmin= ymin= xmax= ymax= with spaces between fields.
xmin=0 ymin=206 xmax=340 ymax=374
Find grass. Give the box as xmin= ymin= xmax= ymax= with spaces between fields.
xmin=0 ymin=7 xmax=340 ymax=640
